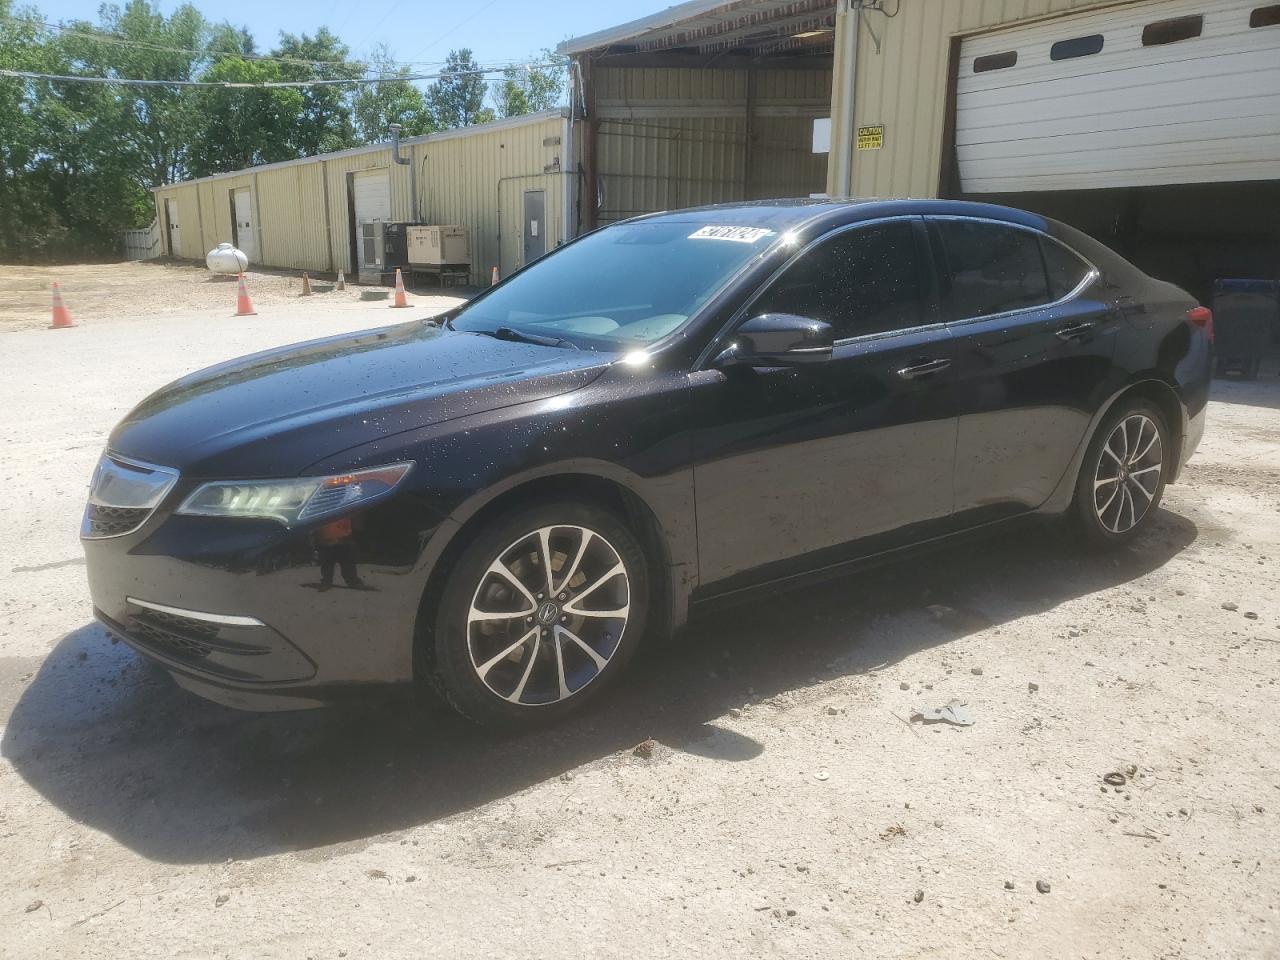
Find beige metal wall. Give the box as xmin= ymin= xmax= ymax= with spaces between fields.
xmin=411 ymin=113 xmax=565 ymax=282
xmin=827 ymin=0 xmax=1133 ymax=199
xmin=150 ymin=112 xmax=565 ymax=285
xmin=593 ymin=65 xmax=831 ymax=223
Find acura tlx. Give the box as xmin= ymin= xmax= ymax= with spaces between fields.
xmin=82 ymin=199 xmax=1211 ymax=728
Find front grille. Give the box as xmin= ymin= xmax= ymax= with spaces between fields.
xmin=126 ymin=608 xmax=218 ymax=660
xmin=84 ymin=503 xmax=152 ymax=538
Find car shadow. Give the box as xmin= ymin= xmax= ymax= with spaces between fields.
xmin=2 ymin=511 xmax=1198 ymax=864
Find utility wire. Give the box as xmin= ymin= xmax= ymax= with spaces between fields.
xmin=0 ymin=61 xmax=561 ymax=89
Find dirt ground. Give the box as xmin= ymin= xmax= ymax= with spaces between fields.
xmin=1 ymin=261 xmax=1278 ymax=959
xmin=0 ymin=259 xmax=460 ymax=332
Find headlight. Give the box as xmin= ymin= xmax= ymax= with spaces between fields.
xmin=175 ymin=463 xmax=413 ymax=525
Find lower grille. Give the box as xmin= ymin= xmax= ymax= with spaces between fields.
xmin=84 ymin=503 xmax=152 ymax=538
xmin=126 ymin=608 xmax=218 ymax=660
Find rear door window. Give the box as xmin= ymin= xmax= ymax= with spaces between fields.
xmin=1040 ymin=236 xmax=1094 ymax=299
xmin=931 ymin=219 xmax=1052 ymax=321
xmin=751 ymin=219 xmax=927 ymax=339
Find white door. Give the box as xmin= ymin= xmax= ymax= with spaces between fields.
xmin=352 ymin=169 xmax=392 ymax=274
xmin=232 ymin=188 xmax=256 ymax=264
xmin=956 ymin=0 xmax=1280 ymax=192
xmin=165 ymin=198 xmax=180 ymax=256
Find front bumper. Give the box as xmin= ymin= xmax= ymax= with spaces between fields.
xmin=84 ymin=499 xmax=428 ymax=709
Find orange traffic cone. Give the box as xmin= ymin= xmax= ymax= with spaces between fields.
xmin=336 ymin=269 xmax=345 ymax=292
xmin=391 ymin=268 xmax=409 ymax=308
xmin=491 ymin=266 xmax=500 ymax=286
xmin=49 ymin=281 xmax=75 ymax=329
xmin=234 ymin=273 xmax=257 ymax=316
xmin=301 ymin=272 xmax=312 ymax=296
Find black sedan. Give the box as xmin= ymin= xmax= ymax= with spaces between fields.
xmin=82 ymin=199 xmax=1212 ymax=727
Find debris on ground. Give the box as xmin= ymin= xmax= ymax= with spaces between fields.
xmin=814 ymin=769 xmax=830 ymax=781
xmin=214 ymin=892 xmax=230 ymax=907
xmin=913 ymin=889 xmax=925 ymax=903
xmin=970 ymin=666 xmax=984 ymax=676
xmin=1103 ymin=772 xmax=1128 ymax=787
xmin=1036 ymin=880 xmax=1051 ymax=894
xmin=633 ymin=738 xmax=657 ymax=759
xmin=880 ymin=824 xmax=907 ymax=841
xmin=910 ymin=700 xmax=975 ymax=727
xmin=24 ymin=901 xmax=42 ymax=914
xmin=1222 ymin=602 xmax=1239 ymax=611
xmin=1028 ymin=682 xmax=1040 ymax=693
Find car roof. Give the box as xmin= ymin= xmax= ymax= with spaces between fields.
xmin=632 ymin=197 xmax=1050 ymax=235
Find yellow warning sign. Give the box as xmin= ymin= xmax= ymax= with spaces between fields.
xmin=856 ymin=125 xmax=885 ymax=151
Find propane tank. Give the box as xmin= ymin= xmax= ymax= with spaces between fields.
xmin=206 ymin=242 xmax=249 ymax=274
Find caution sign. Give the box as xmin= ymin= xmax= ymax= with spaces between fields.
xmin=856 ymin=124 xmax=885 ymax=151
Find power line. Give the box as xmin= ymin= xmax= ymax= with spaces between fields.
xmin=0 ymin=61 xmax=562 ymax=90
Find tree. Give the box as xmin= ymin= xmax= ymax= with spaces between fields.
xmin=272 ymin=28 xmax=362 ymax=156
xmin=426 ymin=49 xmax=493 ymax=129
xmin=493 ymin=49 xmax=566 ymax=118
xmin=352 ymin=44 xmax=434 ymax=142
xmin=187 ymin=57 xmax=306 ymax=176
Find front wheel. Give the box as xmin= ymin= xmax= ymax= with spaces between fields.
xmin=427 ymin=501 xmax=649 ymax=728
xmin=1070 ymin=399 xmax=1171 ymax=548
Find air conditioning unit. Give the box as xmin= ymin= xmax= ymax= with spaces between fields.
xmin=408 ymin=225 xmax=471 ymax=266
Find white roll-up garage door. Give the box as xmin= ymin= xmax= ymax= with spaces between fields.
xmin=352 ymin=169 xmax=391 ymax=273
xmin=956 ymin=0 xmax=1280 ymax=193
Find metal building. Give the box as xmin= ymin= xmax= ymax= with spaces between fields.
xmin=825 ymin=0 xmax=1280 ymax=298
xmin=151 ymin=109 xmax=569 ymax=286
xmin=561 ymin=0 xmax=1279 ymax=300
xmin=558 ymin=0 xmax=838 ymax=233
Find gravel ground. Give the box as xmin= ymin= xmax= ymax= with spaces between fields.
xmin=0 ymin=263 xmax=1278 ymax=959
xmin=0 ymin=259 xmax=463 ymax=331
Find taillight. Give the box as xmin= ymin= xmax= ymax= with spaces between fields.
xmin=1186 ymin=306 xmax=1214 ymax=343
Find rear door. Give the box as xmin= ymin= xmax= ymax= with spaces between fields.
xmin=352 ymin=169 xmax=391 ymax=274
xmin=931 ymin=217 xmax=1119 ymax=523
xmin=692 ymin=217 xmax=962 ymax=590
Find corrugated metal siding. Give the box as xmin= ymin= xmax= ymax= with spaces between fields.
xmin=146 ymin=113 xmax=563 ymax=283
xmin=594 ymin=65 xmax=831 ymax=221
xmin=829 ymin=0 xmax=1135 ymax=198
xmin=413 ymin=115 xmax=565 ymax=282
xmin=255 ymin=164 xmax=329 ymax=270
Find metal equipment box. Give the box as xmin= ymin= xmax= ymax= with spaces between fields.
xmin=408 ymin=225 xmax=470 ymax=267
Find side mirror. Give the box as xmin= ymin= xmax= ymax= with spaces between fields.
xmin=713 ymin=313 xmax=834 ymax=368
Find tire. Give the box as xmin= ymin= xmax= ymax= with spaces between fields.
xmin=426 ymin=500 xmax=650 ymax=729
xmin=1070 ymin=398 xmax=1171 ymax=549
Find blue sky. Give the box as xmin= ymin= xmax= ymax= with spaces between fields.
xmin=34 ymin=0 xmax=673 ymax=67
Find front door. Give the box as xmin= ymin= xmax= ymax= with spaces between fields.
xmin=523 ymin=190 xmax=546 ymax=266
xmin=928 ymin=217 xmax=1120 ymax=523
xmin=692 ymin=217 xmax=960 ymax=591
xmin=232 ymin=188 xmax=256 ymax=264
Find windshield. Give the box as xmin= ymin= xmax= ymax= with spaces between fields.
xmin=450 ymin=220 xmax=778 ymax=349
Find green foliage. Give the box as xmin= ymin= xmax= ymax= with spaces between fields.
xmin=493 ymin=49 xmax=566 ymax=118
xmin=353 ymin=44 xmax=435 ymax=142
xmin=426 ymin=49 xmax=492 ymax=129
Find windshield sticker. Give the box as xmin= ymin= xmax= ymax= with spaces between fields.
xmin=688 ymin=225 xmax=775 ymax=244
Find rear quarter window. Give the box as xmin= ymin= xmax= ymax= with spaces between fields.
xmin=1040 ymin=237 xmax=1095 ymax=299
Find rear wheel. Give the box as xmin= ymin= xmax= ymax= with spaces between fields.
xmin=427 ymin=500 xmax=649 ymax=728
xmin=1071 ymin=399 xmax=1170 ymax=548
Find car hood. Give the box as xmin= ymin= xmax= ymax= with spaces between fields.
xmin=109 ymin=322 xmax=611 ymax=478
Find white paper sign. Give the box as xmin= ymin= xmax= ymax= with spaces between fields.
xmin=688 ymin=226 xmax=774 ymax=244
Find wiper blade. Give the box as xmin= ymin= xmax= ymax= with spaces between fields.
xmin=490 ymin=326 xmax=580 ymax=350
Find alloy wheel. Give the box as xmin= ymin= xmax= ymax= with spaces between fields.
xmin=1093 ymin=413 xmax=1163 ymax=534
xmin=466 ymin=525 xmax=631 ymax=706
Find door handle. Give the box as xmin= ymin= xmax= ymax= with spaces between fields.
xmin=1055 ymin=321 xmax=1095 ymax=342
xmin=896 ymin=358 xmax=952 ymax=380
